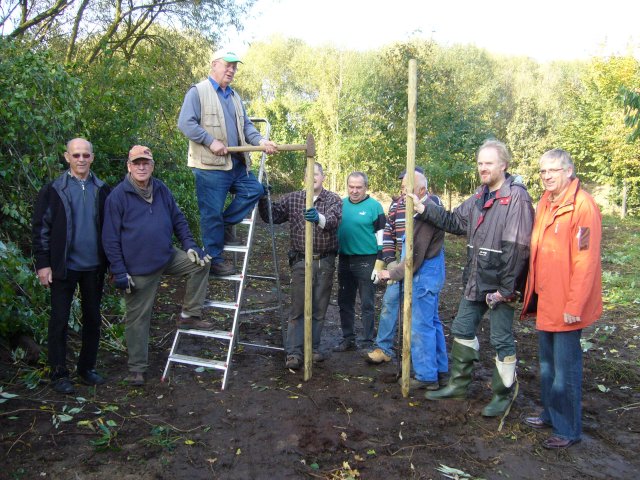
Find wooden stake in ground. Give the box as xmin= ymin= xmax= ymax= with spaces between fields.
xmin=303 ymin=134 xmax=316 ymax=380
xmin=401 ymin=59 xmax=417 ymax=398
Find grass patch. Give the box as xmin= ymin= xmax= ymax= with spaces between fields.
xmin=601 ymin=215 xmax=640 ymax=307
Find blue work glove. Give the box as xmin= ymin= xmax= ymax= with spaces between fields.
xmin=187 ymin=247 xmax=212 ymax=266
xmin=304 ymin=207 xmax=320 ymax=224
xmin=114 ymin=272 xmax=135 ymax=293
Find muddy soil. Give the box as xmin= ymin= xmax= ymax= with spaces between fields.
xmin=1 ymin=221 xmax=639 ymax=479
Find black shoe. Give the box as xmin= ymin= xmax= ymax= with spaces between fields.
xmin=51 ymin=377 xmax=75 ymax=394
xmin=210 ymin=260 xmax=237 ymax=276
xmin=78 ymin=369 xmax=105 ymax=386
xmin=224 ymin=225 xmax=242 ymax=246
xmin=333 ymin=339 xmax=357 ymax=352
xmin=312 ymin=350 xmax=325 ymax=362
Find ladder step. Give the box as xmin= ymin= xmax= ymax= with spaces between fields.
xmin=177 ymin=328 xmax=233 ymax=340
xmin=223 ymin=245 xmax=249 ymax=253
xmin=203 ymin=300 xmax=239 ymax=309
xmin=168 ymin=353 xmax=226 ymax=371
xmin=240 ymin=218 xmax=253 ymax=225
xmin=209 ymin=273 xmax=243 ymax=281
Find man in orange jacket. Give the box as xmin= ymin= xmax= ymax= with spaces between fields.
xmin=521 ymin=148 xmax=602 ymax=449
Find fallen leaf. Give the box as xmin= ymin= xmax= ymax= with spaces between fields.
xmin=185 ymin=439 xmax=195 ymax=445
xmin=236 ymin=448 xmax=241 ymax=455
xmin=340 ymin=431 xmax=348 ymax=441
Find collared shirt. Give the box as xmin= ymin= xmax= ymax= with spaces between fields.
xmin=258 ymin=188 xmax=342 ymax=254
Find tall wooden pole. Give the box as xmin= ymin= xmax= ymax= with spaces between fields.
xmin=401 ymin=59 xmax=417 ymax=398
xmin=303 ymin=135 xmax=316 ymax=380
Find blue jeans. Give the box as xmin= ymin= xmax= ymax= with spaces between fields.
xmin=193 ymin=159 xmax=264 ymax=263
xmin=338 ymin=254 xmax=377 ymax=344
xmin=373 ymin=282 xmax=400 ymax=357
xmin=452 ymin=297 xmax=516 ymax=360
xmin=411 ymin=250 xmax=448 ymax=382
xmin=538 ymin=329 xmax=583 ymax=441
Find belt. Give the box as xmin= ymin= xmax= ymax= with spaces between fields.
xmin=289 ymin=250 xmax=336 ymax=264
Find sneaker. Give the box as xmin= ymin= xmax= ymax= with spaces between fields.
xmin=285 ymin=355 xmax=301 ymax=370
xmin=210 ymin=260 xmax=236 ymax=276
xmin=78 ymin=369 xmax=106 ymax=386
xmin=312 ymin=351 xmax=325 ymax=363
xmin=224 ymin=225 xmax=242 ymax=246
xmin=177 ymin=315 xmax=214 ymax=330
xmin=125 ymin=371 xmax=145 ymax=386
xmin=366 ymin=348 xmax=392 ymax=364
xmin=399 ymin=377 xmax=440 ymax=391
xmin=333 ymin=339 xmax=357 ymax=352
xmin=51 ymin=377 xmax=75 ymax=394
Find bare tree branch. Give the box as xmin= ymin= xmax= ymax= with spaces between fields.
xmin=9 ymin=0 xmax=72 ymax=38
xmin=65 ymin=0 xmax=91 ymax=64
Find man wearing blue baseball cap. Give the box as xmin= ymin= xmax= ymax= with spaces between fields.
xmin=178 ymin=48 xmax=278 ymax=276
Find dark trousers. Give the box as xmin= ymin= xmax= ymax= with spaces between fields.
xmin=338 ymin=254 xmax=377 ymax=344
xmin=48 ymin=269 xmax=104 ymax=379
xmin=286 ymin=255 xmax=335 ymax=357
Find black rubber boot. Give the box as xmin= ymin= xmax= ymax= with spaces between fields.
xmin=425 ymin=339 xmax=479 ymax=400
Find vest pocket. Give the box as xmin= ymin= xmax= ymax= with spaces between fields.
xmin=203 ymin=109 xmax=222 ymax=127
xmin=200 ymin=154 xmax=227 ymax=166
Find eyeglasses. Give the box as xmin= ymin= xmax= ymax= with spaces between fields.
xmin=128 ymin=161 xmax=153 ymax=169
xmin=539 ymin=168 xmax=564 ymax=176
xmin=70 ymin=153 xmax=92 ymax=159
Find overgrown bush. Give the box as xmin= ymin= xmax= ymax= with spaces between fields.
xmin=0 ymin=241 xmax=49 ymax=343
xmin=0 ymin=38 xmax=81 ymax=249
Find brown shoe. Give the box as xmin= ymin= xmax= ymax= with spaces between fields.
xmin=210 ymin=260 xmax=236 ymax=276
xmin=125 ymin=371 xmax=145 ymax=386
xmin=285 ymin=355 xmax=301 ymax=370
xmin=177 ymin=316 xmax=214 ymax=330
xmin=366 ymin=348 xmax=392 ymax=364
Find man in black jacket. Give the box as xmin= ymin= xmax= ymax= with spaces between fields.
xmin=32 ymin=138 xmax=110 ymax=394
xmin=415 ymin=139 xmax=534 ymax=417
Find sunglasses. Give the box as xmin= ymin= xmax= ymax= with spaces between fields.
xmin=70 ymin=153 xmax=92 ymax=159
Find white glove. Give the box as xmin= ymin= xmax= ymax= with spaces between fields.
xmin=187 ymin=248 xmax=212 ymax=267
xmin=371 ymin=259 xmax=385 ymax=284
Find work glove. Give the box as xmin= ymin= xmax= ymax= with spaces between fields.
xmin=303 ymin=207 xmax=320 ymax=224
xmin=187 ymin=247 xmax=212 ymax=267
xmin=485 ymin=291 xmax=505 ymax=310
xmin=371 ymin=259 xmax=386 ymax=284
xmin=386 ymin=260 xmax=399 ymax=285
xmin=114 ymin=272 xmax=135 ymax=293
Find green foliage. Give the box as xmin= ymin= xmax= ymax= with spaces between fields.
xmin=0 ymin=37 xmax=81 ymax=247
xmin=600 ymin=215 xmax=640 ymax=307
xmin=0 ymin=240 xmax=49 ymax=342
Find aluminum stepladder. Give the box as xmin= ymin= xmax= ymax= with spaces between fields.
xmin=162 ymin=118 xmax=285 ymax=389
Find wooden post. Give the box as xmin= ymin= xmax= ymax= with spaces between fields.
xmin=303 ymin=135 xmax=316 ymax=380
xmin=401 ymin=59 xmax=417 ymax=398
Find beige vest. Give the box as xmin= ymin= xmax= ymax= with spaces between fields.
xmin=187 ymin=79 xmax=251 ymax=170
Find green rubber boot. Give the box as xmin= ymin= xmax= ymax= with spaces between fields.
xmin=425 ymin=338 xmax=479 ymax=401
xmin=481 ymin=355 xmax=516 ymax=417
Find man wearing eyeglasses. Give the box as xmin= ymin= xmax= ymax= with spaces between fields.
xmin=102 ymin=145 xmax=213 ymax=386
xmin=178 ymin=48 xmax=278 ymax=277
xmin=520 ymin=149 xmax=602 ymax=449
xmin=32 ymin=138 xmax=111 ymax=394
xmin=413 ymin=139 xmax=534 ymax=418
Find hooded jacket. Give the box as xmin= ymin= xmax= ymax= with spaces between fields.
xmin=520 ymin=178 xmax=602 ymax=331
xmin=417 ymin=174 xmax=534 ymax=301
xmin=32 ymin=171 xmax=110 ymax=280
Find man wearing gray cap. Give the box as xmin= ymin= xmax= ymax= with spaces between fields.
xmin=178 ymin=49 xmax=278 ymax=276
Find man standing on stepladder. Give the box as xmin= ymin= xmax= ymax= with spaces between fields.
xmin=416 ymin=139 xmax=534 ymax=417
xmin=178 ymin=48 xmax=278 ymax=277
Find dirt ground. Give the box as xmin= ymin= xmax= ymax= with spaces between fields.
xmin=1 ymin=221 xmax=639 ymax=480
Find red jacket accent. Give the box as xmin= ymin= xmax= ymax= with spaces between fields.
xmin=520 ymin=178 xmax=602 ymax=331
